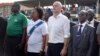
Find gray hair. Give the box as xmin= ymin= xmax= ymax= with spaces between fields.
xmin=87 ymin=9 xmax=95 ymax=14
xmin=78 ymin=10 xmax=87 ymax=16
xmin=80 ymin=10 xmax=87 ymax=13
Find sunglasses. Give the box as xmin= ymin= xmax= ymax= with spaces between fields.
xmin=78 ymin=13 xmax=85 ymax=16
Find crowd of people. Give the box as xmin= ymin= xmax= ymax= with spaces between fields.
xmin=0 ymin=1 xmax=100 ymax=56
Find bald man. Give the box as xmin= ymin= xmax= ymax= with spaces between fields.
xmin=46 ymin=1 xmax=70 ymax=56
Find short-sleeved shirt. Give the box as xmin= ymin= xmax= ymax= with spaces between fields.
xmin=27 ymin=19 xmax=48 ymax=53
xmin=7 ymin=12 xmax=27 ymax=36
xmin=97 ymin=23 xmax=100 ymax=35
xmin=48 ymin=13 xmax=70 ymax=43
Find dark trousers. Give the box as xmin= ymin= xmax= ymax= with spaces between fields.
xmin=99 ymin=48 xmax=100 ymax=56
xmin=27 ymin=52 xmax=39 ymax=56
xmin=4 ymin=35 xmax=24 ymax=56
xmin=0 ymin=37 xmax=5 ymax=56
xmin=47 ymin=43 xmax=64 ymax=56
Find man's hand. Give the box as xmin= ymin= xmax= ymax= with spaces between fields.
xmin=44 ymin=46 xmax=48 ymax=53
xmin=40 ymin=49 xmax=45 ymax=56
xmin=60 ymin=38 xmax=69 ymax=56
xmin=60 ymin=48 xmax=67 ymax=56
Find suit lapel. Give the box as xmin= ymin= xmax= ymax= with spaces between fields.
xmin=78 ymin=24 xmax=88 ymax=47
xmin=81 ymin=24 xmax=88 ymax=37
xmin=94 ymin=20 xmax=99 ymax=30
xmin=94 ymin=21 xmax=97 ymax=28
xmin=73 ymin=25 xmax=78 ymax=36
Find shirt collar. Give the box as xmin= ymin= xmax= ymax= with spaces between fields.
xmin=79 ymin=21 xmax=87 ymax=27
xmin=34 ymin=19 xmax=41 ymax=23
xmin=90 ymin=19 xmax=95 ymax=24
xmin=53 ymin=13 xmax=62 ymax=18
xmin=57 ymin=13 xmax=62 ymax=17
xmin=12 ymin=12 xmax=20 ymax=16
xmin=87 ymin=19 xmax=95 ymax=24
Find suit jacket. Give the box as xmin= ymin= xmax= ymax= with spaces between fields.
xmin=94 ymin=20 xmax=99 ymax=32
xmin=70 ymin=22 xmax=76 ymax=32
xmin=68 ymin=24 xmax=94 ymax=56
xmin=92 ymin=20 xmax=99 ymax=56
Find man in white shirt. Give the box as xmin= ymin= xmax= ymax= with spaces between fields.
xmin=87 ymin=9 xmax=99 ymax=56
xmin=46 ymin=1 xmax=70 ymax=56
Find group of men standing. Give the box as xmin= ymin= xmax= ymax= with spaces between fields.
xmin=0 ymin=1 xmax=100 ymax=56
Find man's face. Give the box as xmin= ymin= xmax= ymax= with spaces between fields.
xmin=53 ymin=3 xmax=62 ymax=13
xmin=78 ymin=11 xmax=86 ymax=23
xmin=87 ymin=11 xmax=94 ymax=21
xmin=11 ymin=4 xmax=20 ymax=13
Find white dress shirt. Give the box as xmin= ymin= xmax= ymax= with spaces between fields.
xmin=48 ymin=13 xmax=70 ymax=43
xmin=27 ymin=19 xmax=48 ymax=53
xmin=88 ymin=19 xmax=95 ymax=27
xmin=78 ymin=21 xmax=87 ymax=32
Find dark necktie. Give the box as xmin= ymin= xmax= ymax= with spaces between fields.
xmin=77 ymin=25 xmax=83 ymax=35
xmin=88 ymin=21 xmax=91 ymax=24
xmin=73 ymin=25 xmax=83 ymax=48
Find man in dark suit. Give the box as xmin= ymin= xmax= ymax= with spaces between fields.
xmin=87 ymin=9 xmax=99 ymax=56
xmin=96 ymin=23 xmax=100 ymax=56
xmin=68 ymin=10 xmax=94 ymax=56
xmin=0 ymin=17 xmax=7 ymax=56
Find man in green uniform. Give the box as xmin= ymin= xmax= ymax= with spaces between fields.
xmin=5 ymin=3 xmax=27 ymax=56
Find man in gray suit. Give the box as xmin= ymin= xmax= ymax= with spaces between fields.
xmin=97 ymin=23 xmax=100 ymax=56
xmin=68 ymin=10 xmax=94 ymax=56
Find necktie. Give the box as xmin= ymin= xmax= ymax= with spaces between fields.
xmin=77 ymin=25 xmax=83 ymax=35
xmin=88 ymin=21 xmax=91 ymax=24
xmin=73 ymin=25 xmax=83 ymax=48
